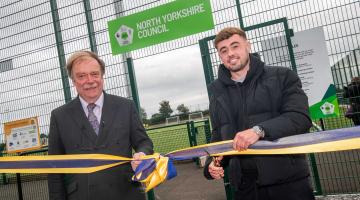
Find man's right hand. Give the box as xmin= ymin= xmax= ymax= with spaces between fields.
xmin=208 ymin=156 xmax=224 ymax=179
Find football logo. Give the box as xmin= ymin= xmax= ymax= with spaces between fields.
xmin=115 ymin=25 xmax=134 ymax=46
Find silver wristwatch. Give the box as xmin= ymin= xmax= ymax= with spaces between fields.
xmin=252 ymin=125 xmax=265 ymax=138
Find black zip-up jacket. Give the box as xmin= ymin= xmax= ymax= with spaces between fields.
xmin=343 ymin=82 xmax=360 ymax=125
xmin=204 ymin=54 xmax=312 ymax=186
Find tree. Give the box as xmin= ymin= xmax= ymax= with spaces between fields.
xmin=177 ymin=104 xmax=189 ymax=114
xmin=140 ymin=107 xmax=147 ymax=121
xmin=159 ymin=100 xmax=173 ymax=118
xmin=177 ymin=104 xmax=190 ymax=121
xmin=150 ymin=113 xmax=165 ymax=125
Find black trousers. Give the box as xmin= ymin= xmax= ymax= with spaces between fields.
xmin=233 ymin=176 xmax=315 ymax=200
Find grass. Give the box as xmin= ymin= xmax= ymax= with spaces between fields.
xmin=146 ymin=120 xmax=209 ymax=154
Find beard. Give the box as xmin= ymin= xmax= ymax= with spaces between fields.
xmin=226 ymin=56 xmax=249 ymax=73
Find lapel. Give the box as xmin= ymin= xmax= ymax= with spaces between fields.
xmin=68 ymin=97 xmax=98 ymax=144
xmin=96 ymin=93 xmax=117 ymax=146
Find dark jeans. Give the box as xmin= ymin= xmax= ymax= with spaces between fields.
xmin=233 ymin=175 xmax=315 ymax=200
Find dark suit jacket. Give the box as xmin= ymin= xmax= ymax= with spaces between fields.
xmin=48 ymin=93 xmax=153 ymax=200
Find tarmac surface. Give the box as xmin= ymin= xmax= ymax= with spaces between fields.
xmin=0 ymin=161 xmax=359 ymax=200
xmin=153 ymin=161 xmax=226 ymax=200
xmin=153 ymin=161 xmax=360 ymax=200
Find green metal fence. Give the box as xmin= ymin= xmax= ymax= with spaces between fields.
xmin=147 ymin=119 xmax=211 ymax=154
xmin=1 ymin=0 xmax=360 ymax=199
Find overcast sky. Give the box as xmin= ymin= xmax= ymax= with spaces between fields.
xmin=134 ymin=45 xmax=209 ymax=116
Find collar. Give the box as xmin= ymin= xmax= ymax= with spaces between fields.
xmin=217 ymin=53 xmax=265 ymax=87
xmin=79 ymin=92 xmax=104 ymax=111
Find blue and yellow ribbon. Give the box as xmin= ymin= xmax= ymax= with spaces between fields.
xmin=132 ymin=153 xmax=177 ymax=192
xmin=0 ymin=126 xmax=360 ymax=192
xmin=166 ymin=126 xmax=360 ymax=159
xmin=0 ymin=154 xmax=131 ymax=174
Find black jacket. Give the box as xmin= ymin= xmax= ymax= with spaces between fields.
xmin=204 ymin=55 xmax=312 ymax=186
xmin=343 ymin=82 xmax=360 ymax=125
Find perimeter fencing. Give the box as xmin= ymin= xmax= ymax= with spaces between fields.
xmin=1 ymin=0 xmax=359 ymax=199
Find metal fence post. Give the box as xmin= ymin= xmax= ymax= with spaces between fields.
xmin=124 ymin=57 xmax=155 ymax=200
xmin=186 ymin=121 xmax=199 ymax=165
xmin=199 ymin=38 xmax=215 ymax=100
xmin=186 ymin=121 xmax=194 ymax=147
xmin=146 ymin=190 xmax=155 ymax=200
xmin=191 ymin=122 xmax=197 ymax=147
xmin=185 ymin=120 xmax=198 ymax=147
xmin=49 ymin=0 xmax=72 ymax=103
xmin=16 ymin=173 xmax=23 ymax=200
xmin=82 ymin=0 xmax=98 ymax=53
xmin=283 ymin=20 xmax=297 ymax=73
xmin=126 ymin=57 xmax=140 ymax=110
xmin=309 ymin=154 xmax=323 ymax=195
xmin=1 ymin=173 xmax=6 ymax=185
xmin=353 ymin=49 xmax=359 ymax=76
xmin=235 ymin=0 xmax=245 ymax=29
xmin=0 ymin=149 xmax=8 ymax=185
xmin=126 ymin=57 xmax=152 ymax=199
xmin=191 ymin=122 xmax=200 ymax=166
xmin=204 ymin=119 xmax=211 ymax=143
xmin=308 ymin=120 xmax=326 ymax=195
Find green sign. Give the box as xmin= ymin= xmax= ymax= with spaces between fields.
xmin=309 ymin=84 xmax=339 ymax=119
xmin=108 ymin=0 xmax=214 ymax=55
xmin=262 ymin=27 xmax=339 ymax=120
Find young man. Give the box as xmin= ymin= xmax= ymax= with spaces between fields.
xmin=48 ymin=51 xmax=153 ymax=200
xmin=204 ymin=27 xmax=315 ymax=200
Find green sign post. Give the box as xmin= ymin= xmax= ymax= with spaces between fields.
xmin=108 ymin=0 xmax=214 ymax=55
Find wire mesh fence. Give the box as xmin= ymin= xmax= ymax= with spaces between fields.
xmin=0 ymin=149 xmax=49 ymax=200
xmin=314 ymin=150 xmax=360 ymax=194
xmin=1 ymin=0 xmax=240 ymax=141
xmin=1 ymin=0 xmax=359 ymax=199
xmin=147 ymin=122 xmax=192 ymax=154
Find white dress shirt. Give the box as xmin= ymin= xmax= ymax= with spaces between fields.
xmin=79 ymin=92 xmax=104 ymax=123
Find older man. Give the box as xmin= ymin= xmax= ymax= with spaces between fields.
xmin=48 ymin=51 xmax=153 ymax=200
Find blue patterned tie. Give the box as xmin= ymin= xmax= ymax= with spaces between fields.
xmin=87 ymin=103 xmax=99 ymax=135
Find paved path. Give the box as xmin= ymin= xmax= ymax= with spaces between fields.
xmin=154 ymin=161 xmax=226 ymax=200
xmin=153 ymin=161 xmax=360 ymax=200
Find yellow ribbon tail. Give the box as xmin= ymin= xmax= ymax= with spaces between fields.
xmin=132 ymin=153 xmax=177 ymax=192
